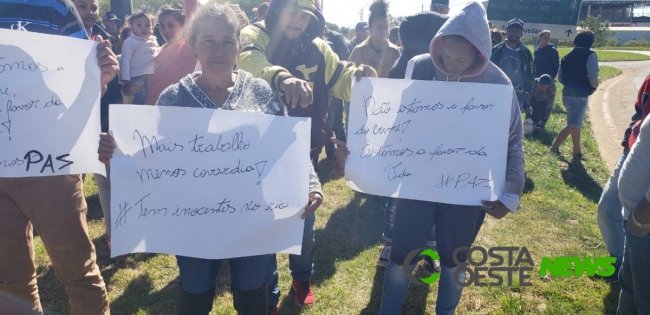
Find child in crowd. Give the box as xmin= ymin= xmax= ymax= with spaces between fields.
xmin=523 ymin=74 xmax=556 ymax=134
xmin=120 ymin=10 xmax=158 ymax=104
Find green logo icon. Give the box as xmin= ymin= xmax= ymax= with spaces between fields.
xmin=403 ymin=248 xmax=440 ymax=285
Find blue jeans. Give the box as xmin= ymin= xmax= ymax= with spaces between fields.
xmin=380 ymin=200 xmax=485 ymax=314
xmin=380 ymin=261 xmax=465 ymax=315
xmin=563 ymin=96 xmax=589 ymax=128
xmin=176 ymin=254 xmax=269 ymax=294
xmin=597 ymin=151 xmax=628 ymax=268
xmin=383 ymin=199 xmax=436 ymax=247
xmin=516 ymin=92 xmax=528 ymax=110
xmin=131 ymin=75 xmax=148 ymax=105
xmin=325 ymin=96 xmax=346 ymax=158
xmin=617 ymin=225 xmax=650 ymax=315
xmin=267 ymin=212 xmax=315 ymax=306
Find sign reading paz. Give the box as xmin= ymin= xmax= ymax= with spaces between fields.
xmin=487 ymin=0 xmax=584 ymax=39
xmin=109 ymin=105 xmax=311 ymax=260
xmin=345 ymin=78 xmax=513 ymax=206
xmin=0 ymin=29 xmax=104 ymax=177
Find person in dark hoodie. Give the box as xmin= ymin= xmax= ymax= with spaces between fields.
xmin=491 ymin=18 xmax=535 ymax=110
xmin=236 ymin=0 xmax=376 ymax=312
xmin=377 ymin=11 xmax=448 ymax=271
xmin=389 ymin=11 xmax=447 ymax=80
xmin=336 ymin=2 xmax=524 ymax=313
xmin=534 ymin=30 xmax=560 ymax=79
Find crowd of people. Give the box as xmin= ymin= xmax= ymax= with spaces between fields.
xmin=1 ymin=0 xmax=649 ymax=314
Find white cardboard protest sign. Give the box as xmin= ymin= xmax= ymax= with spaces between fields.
xmin=345 ymin=78 xmax=513 ymax=206
xmin=0 ymin=28 xmax=104 ymax=177
xmin=109 ymin=105 xmax=311 ymax=259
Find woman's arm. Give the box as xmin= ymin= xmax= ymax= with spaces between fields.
xmin=184 ymin=0 xmax=199 ymax=23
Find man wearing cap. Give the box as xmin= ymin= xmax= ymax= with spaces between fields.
xmin=236 ymin=0 xmax=376 ymax=313
xmin=101 ymin=11 xmax=120 ymax=38
xmin=430 ymin=0 xmax=450 ymax=14
xmin=347 ymin=21 xmax=370 ymax=51
xmin=253 ymin=2 xmax=269 ymax=22
xmin=491 ymin=18 xmax=535 ymax=110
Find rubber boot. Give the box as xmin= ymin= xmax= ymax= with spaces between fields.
xmin=232 ymin=282 xmax=268 ymax=315
xmin=176 ymin=288 xmax=216 ymax=315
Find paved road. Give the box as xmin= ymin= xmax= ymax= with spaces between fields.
xmin=604 ymin=50 xmax=650 ymax=57
xmin=589 ymin=60 xmax=650 ymax=172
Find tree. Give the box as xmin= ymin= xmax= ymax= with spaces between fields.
xmin=340 ymin=26 xmax=350 ymax=39
xmin=325 ymin=22 xmax=340 ymax=32
xmin=100 ymin=0 xmax=260 ymax=23
xmin=389 ymin=15 xmax=406 ymax=28
xmin=578 ymin=15 xmax=616 ymax=47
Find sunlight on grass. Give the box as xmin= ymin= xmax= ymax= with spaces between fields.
xmin=32 ymin=66 xmax=623 ymax=315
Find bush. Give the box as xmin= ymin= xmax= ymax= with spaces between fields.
xmin=521 ymin=37 xmax=536 ymax=46
xmin=578 ymin=15 xmax=616 ymax=47
xmin=622 ymin=39 xmax=650 ymax=47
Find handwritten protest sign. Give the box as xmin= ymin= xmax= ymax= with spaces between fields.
xmin=345 ymin=78 xmax=513 ymax=206
xmin=0 ymin=29 xmax=104 ymax=177
xmin=109 ymin=105 xmax=311 ymax=259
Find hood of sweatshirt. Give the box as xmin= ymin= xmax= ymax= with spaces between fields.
xmin=429 ymin=1 xmax=491 ymax=79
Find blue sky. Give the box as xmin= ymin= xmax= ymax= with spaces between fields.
xmin=320 ymin=0 xmax=470 ymax=27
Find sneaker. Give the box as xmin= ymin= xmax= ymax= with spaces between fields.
xmin=377 ymin=246 xmax=391 ymax=268
xmin=268 ymin=305 xmax=278 ymax=315
xmin=422 ymin=255 xmax=441 ymax=273
xmin=592 ymin=266 xmax=620 ymax=283
xmin=290 ymin=280 xmax=315 ymax=307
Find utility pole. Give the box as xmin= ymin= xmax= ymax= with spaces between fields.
xmin=359 ymin=8 xmax=364 ymax=21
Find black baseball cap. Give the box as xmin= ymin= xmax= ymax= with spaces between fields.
xmin=102 ymin=12 xmax=119 ymax=22
xmin=355 ymin=21 xmax=369 ymax=31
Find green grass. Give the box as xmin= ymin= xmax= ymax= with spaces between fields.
xmin=527 ymin=45 xmax=650 ymax=61
xmin=34 ymin=66 xmax=624 ymax=314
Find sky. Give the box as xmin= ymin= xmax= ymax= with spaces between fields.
xmin=320 ymin=0 xmax=470 ymax=28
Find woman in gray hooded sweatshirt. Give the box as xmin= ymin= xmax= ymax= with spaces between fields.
xmin=379 ymin=2 xmax=525 ymax=314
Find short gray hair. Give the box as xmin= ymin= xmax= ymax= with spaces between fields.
xmin=189 ymin=3 xmax=241 ymax=45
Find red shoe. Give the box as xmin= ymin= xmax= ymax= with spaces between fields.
xmin=290 ymin=280 xmax=315 ymax=307
xmin=267 ymin=306 xmax=278 ymax=315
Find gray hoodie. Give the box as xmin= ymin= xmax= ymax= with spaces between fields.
xmin=406 ymin=1 xmax=525 ymax=211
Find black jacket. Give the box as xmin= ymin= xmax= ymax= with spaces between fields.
xmin=534 ymin=43 xmax=560 ymax=79
xmin=324 ymin=29 xmax=350 ymax=61
xmin=388 ymin=11 xmax=447 ymax=79
xmin=561 ymin=47 xmax=596 ymax=97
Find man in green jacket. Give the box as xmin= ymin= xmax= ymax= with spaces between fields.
xmin=491 ymin=18 xmax=535 ymax=110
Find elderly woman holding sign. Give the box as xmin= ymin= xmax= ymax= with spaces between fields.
xmin=97 ymin=4 xmax=323 ymax=314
